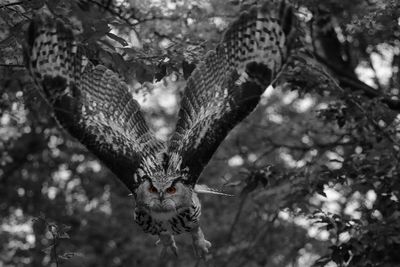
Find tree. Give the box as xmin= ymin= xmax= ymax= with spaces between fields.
xmin=0 ymin=0 xmax=399 ymax=266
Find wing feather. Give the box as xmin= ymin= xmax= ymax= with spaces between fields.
xmin=167 ymin=1 xmax=293 ymax=185
xmin=25 ymin=15 xmax=165 ymax=192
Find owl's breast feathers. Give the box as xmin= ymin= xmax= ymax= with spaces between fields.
xmin=134 ymin=204 xmax=201 ymax=235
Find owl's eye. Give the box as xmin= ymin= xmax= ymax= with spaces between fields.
xmin=148 ymin=185 xmax=158 ymax=193
xmin=166 ymin=186 xmax=176 ymax=194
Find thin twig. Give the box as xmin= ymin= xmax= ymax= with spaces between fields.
xmin=50 ymin=228 xmax=60 ymax=267
xmin=318 ymin=62 xmax=400 ymax=160
xmin=4 ymin=4 xmax=30 ymax=20
xmin=0 ymin=64 xmax=25 ymax=68
xmin=227 ymin=193 xmax=248 ymax=242
xmin=133 ymin=15 xmax=181 ymax=26
xmin=0 ymin=1 xmax=23 ymax=8
xmin=308 ymin=13 xmax=400 ymax=112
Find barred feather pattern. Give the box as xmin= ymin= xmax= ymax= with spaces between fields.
xmin=134 ymin=204 xmax=200 ymax=235
xmin=25 ymin=0 xmax=293 ymax=239
xmin=167 ymin=0 xmax=293 ymax=185
xmin=26 ymin=15 xmax=165 ymax=191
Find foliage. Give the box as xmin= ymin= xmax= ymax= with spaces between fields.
xmin=0 ymin=0 xmax=399 ymax=266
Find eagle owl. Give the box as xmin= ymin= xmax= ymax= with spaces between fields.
xmin=25 ymin=0 xmax=293 ymax=258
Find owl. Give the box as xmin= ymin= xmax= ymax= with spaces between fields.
xmin=25 ymin=0 xmax=293 ymax=258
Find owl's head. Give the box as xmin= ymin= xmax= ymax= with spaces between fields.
xmin=135 ymin=175 xmax=193 ymax=214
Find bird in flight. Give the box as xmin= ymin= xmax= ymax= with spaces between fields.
xmin=25 ymin=0 xmax=293 ymax=258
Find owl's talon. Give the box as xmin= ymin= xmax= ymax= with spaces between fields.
xmin=191 ymin=226 xmax=212 ymax=259
xmin=193 ymin=238 xmax=211 ymax=259
xmin=158 ymin=232 xmax=178 ymax=257
xmin=171 ymin=243 xmax=178 ymax=257
xmin=160 ymin=245 xmax=178 ymax=258
xmin=160 ymin=242 xmax=178 ymax=257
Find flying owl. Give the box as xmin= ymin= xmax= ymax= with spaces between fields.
xmin=25 ymin=0 xmax=293 ymax=258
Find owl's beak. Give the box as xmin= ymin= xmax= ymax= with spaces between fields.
xmin=159 ymin=192 xmax=165 ymax=201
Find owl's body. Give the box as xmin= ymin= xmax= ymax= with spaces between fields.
xmin=133 ymin=178 xmax=200 ymax=234
xmin=25 ymin=0 xmax=293 ymax=258
xmin=131 ymin=174 xmax=207 ymax=254
xmin=134 ymin=197 xmax=200 ymax=235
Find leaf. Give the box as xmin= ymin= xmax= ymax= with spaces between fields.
xmin=317 ymin=190 xmax=327 ymax=198
xmin=182 ymin=60 xmax=196 ymax=80
xmin=132 ymin=62 xmax=155 ymax=83
xmin=229 ymin=0 xmax=240 ymax=5
xmin=58 ymin=232 xmax=70 ymax=239
xmin=312 ymin=255 xmax=332 ymax=267
xmin=224 ymin=180 xmax=242 ymax=187
xmin=106 ymin=32 xmax=128 ymax=47
xmin=42 ymin=245 xmax=54 ymax=254
xmin=155 ymin=63 xmax=167 ymax=81
xmin=60 ymin=224 xmax=72 ymax=232
xmin=25 ymin=0 xmax=46 ymax=9
xmin=0 ymin=36 xmax=16 ymax=49
xmin=58 ymin=252 xmax=78 ymax=260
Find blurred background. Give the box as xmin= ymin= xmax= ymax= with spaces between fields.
xmin=1 ymin=0 xmax=400 ymax=266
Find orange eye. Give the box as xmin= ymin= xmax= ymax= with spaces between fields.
xmin=148 ymin=185 xmax=158 ymax=193
xmin=166 ymin=186 xmax=176 ymax=194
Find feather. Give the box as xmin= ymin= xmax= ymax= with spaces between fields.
xmin=167 ymin=0 xmax=294 ymax=185
xmin=25 ymin=1 xmax=293 ymax=193
xmin=194 ymin=184 xmax=234 ymax=197
xmin=25 ymin=14 xmax=165 ymax=192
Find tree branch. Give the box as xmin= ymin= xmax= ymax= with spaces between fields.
xmin=133 ymin=15 xmax=181 ymax=26
xmin=313 ymin=53 xmax=400 ymax=110
xmin=310 ymin=9 xmax=400 ymax=112
xmin=0 ymin=64 xmax=25 ymax=68
xmin=0 ymin=1 xmax=23 ymax=8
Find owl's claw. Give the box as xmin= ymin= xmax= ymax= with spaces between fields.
xmin=191 ymin=226 xmax=212 ymax=259
xmin=157 ymin=232 xmax=178 ymax=257
xmin=160 ymin=244 xmax=178 ymax=258
xmin=193 ymin=237 xmax=211 ymax=259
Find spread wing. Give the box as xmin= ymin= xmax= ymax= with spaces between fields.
xmin=25 ymin=15 xmax=165 ymax=192
xmin=167 ymin=1 xmax=293 ymax=185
